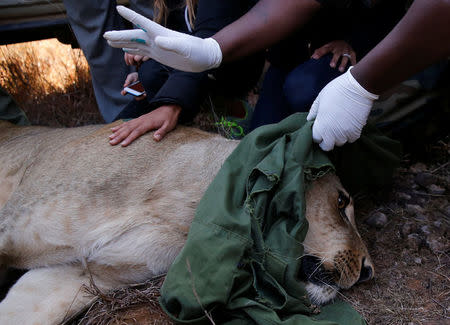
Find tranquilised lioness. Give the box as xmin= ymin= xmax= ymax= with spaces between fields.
xmin=0 ymin=120 xmax=373 ymax=324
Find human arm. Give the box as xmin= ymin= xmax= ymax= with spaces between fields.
xmin=104 ymin=6 xmax=223 ymax=72
xmin=213 ymin=0 xmax=322 ymax=62
xmin=307 ymin=0 xmax=450 ymax=151
xmin=104 ymin=0 xmax=325 ymax=72
xmin=147 ymin=0 xmax=255 ymax=122
xmin=111 ymin=0 xmax=252 ymax=145
xmin=147 ymin=0 xmax=252 ymax=122
xmin=351 ymin=0 xmax=450 ymax=94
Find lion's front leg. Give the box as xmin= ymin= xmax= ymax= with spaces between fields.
xmin=0 ymin=265 xmax=98 ymax=325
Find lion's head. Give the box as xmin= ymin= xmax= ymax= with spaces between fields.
xmin=302 ymin=173 xmax=374 ymax=305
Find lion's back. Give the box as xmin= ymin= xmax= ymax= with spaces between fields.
xmin=0 ymin=122 xmax=238 ymax=270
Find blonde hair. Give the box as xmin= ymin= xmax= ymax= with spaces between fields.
xmin=153 ymin=0 xmax=197 ymax=30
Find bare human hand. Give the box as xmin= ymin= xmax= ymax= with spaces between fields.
xmin=311 ymin=40 xmax=357 ymax=72
xmin=124 ymin=53 xmax=149 ymax=67
xmin=121 ymin=72 xmax=146 ymax=101
xmin=109 ymin=104 xmax=182 ymax=146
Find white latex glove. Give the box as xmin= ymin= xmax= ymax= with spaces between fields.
xmin=103 ymin=6 xmax=222 ymax=73
xmin=307 ymin=68 xmax=379 ymax=151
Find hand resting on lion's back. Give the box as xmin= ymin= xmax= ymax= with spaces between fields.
xmin=0 ymin=120 xmax=374 ymax=324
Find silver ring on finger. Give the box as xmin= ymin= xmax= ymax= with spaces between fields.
xmin=342 ymin=53 xmax=352 ymax=59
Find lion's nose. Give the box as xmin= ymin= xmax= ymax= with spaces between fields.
xmin=357 ymin=257 xmax=374 ymax=283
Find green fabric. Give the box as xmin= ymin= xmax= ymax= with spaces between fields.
xmin=160 ymin=113 xmax=366 ymax=325
xmin=0 ymin=87 xmax=30 ymax=126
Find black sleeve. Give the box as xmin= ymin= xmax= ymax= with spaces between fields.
xmin=148 ymin=69 xmax=209 ymax=123
xmin=149 ymin=0 xmax=254 ymax=122
xmin=193 ymin=0 xmax=254 ymax=39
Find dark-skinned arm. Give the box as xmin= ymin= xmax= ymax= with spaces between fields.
xmin=213 ymin=0 xmax=322 ymax=62
xmin=307 ymin=0 xmax=450 ymax=152
xmin=351 ymin=0 xmax=450 ymax=94
xmin=105 ymin=1 xmax=324 ymax=72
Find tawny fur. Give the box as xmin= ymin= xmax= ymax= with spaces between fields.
xmin=0 ymin=121 xmax=373 ymax=324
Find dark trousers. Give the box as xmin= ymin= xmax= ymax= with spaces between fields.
xmin=250 ymin=54 xmax=341 ymax=130
xmin=116 ymin=54 xmax=265 ymax=122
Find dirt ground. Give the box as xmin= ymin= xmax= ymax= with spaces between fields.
xmin=346 ymin=140 xmax=450 ymax=325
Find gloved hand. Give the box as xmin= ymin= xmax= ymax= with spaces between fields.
xmin=103 ymin=6 xmax=222 ymax=73
xmin=307 ymin=68 xmax=379 ymax=151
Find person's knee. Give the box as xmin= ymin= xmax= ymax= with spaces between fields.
xmin=283 ymin=56 xmax=341 ymax=112
xmin=283 ymin=72 xmax=319 ymax=112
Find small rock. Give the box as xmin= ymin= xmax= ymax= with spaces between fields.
xmin=443 ymin=204 xmax=450 ymax=217
xmin=406 ymin=204 xmax=425 ymax=215
xmin=426 ymin=184 xmax=445 ymax=195
xmin=414 ymin=213 xmax=428 ymax=222
xmin=430 ymin=216 xmax=447 ymax=236
xmin=420 ymin=225 xmax=431 ymax=235
xmin=401 ymin=223 xmax=416 ymax=238
xmin=396 ymin=192 xmax=412 ymax=201
xmin=433 ymin=220 xmax=442 ymax=228
xmin=414 ymin=172 xmax=437 ymax=188
xmin=414 ymin=257 xmax=422 ymax=264
xmin=426 ymin=234 xmax=447 ymax=253
xmin=409 ymin=163 xmax=427 ymax=173
xmin=416 ymin=197 xmax=427 ymax=205
xmin=407 ymin=233 xmax=422 ymax=251
xmin=365 ymin=211 xmax=388 ymax=228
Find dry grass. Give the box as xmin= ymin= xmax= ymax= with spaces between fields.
xmin=0 ymin=39 xmax=103 ymax=126
xmin=0 ymin=39 xmax=258 ymax=133
xmin=68 ymin=275 xmax=173 ymax=325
